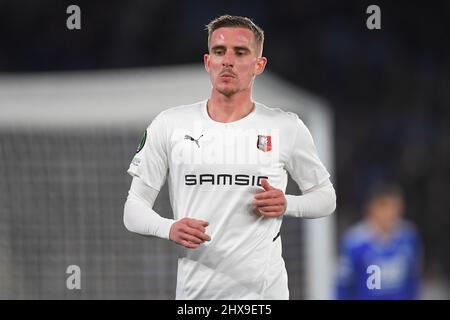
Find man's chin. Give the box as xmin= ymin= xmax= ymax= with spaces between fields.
xmin=217 ymin=87 xmax=239 ymax=97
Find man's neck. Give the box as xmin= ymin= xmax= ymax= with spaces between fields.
xmin=207 ymin=89 xmax=254 ymax=123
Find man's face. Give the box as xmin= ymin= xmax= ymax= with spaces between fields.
xmin=368 ymin=196 xmax=404 ymax=234
xmin=204 ymin=27 xmax=267 ymax=97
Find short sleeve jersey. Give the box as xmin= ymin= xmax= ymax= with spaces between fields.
xmin=127 ymin=100 xmax=331 ymax=299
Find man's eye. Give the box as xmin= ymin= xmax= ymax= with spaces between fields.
xmin=215 ymin=50 xmax=224 ymax=55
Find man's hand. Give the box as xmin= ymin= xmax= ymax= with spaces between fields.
xmin=252 ymin=179 xmax=287 ymax=217
xmin=169 ymin=217 xmax=211 ymax=249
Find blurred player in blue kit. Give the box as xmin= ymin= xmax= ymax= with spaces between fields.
xmin=335 ymin=183 xmax=422 ymax=299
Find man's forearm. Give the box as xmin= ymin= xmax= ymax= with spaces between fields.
xmin=123 ymin=177 xmax=175 ymax=239
xmin=284 ymin=180 xmax=336 ymax=218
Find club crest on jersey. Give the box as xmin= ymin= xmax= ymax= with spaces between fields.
xmin=257 ymin=135 xmax=272 ymax=152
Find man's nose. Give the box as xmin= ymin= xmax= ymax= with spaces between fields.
xmin=222 ymin=51 xmax=235 ymax=67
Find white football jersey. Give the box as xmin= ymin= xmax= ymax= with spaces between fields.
xmin=127 ymin=100 xmax=331 ymax=299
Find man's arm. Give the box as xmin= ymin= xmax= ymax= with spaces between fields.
xmin=123 ymin=176 xmax=211 ymax=248
xmin=252 ymin=112 xmax=336 ymax=219
xmin=123 ymin=176 xmax=174 ymax=239
xmin=283 ymin=114 xmax=336 ymax=218
xmin=284 ymin=179 xmax=336 ymax=218
xmin=252 ymin=178 xmax=335 ymax=218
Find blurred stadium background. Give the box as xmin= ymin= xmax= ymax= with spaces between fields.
xmin=1 ymin=0 xmax=449 ymax=299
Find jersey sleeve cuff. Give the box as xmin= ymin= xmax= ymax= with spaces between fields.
xmin=159 ymin=217 xmax=176 ymax=240
xmin=285 ymin=194 xmax=302 ymax=218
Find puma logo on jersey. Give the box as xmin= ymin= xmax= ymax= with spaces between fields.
xmin=184 ymin=134 xmax=204 ymax=148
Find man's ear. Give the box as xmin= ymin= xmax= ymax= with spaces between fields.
xmin=204 ymin=53 xmax=210 ymax=73
xmin=254 ymin=56 xmax=267 ymax=76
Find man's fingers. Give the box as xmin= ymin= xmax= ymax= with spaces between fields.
xmin=261 ymin=179 xmax=274 ymax=191
xmin=253 ymin=208 xmax=263 ymax=217
xmin=181 ymin=240 xmax=200 ymax=249
xmin=253 ymin=207 xmax=281 ymax=218
xmin=251 ymin=183 xmax=286 ymax=218
xmin=254 ymin=190 xmax=279 ymax=200
xmin=186 ymin=227 xmax=211 ymax=241
xmin=253 ymin=198 xmax=284 ymax=207
xmin=171 ymin=218 xmax=211 ymax=249
xmin=181 ymin=233 xmax=203 ymax=244
xmin=258 ymin=211 xmax=280 ymax=217
xmin=187 ymin=221 xmax=205 ymax=233
xmin=187 ymin=219 xmax=209 ymax=230
xmin=259 ymin=205 xmax=284 ymax=212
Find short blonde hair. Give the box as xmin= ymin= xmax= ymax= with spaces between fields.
xmin=206 ymin=15 xmax=264 ymax=56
